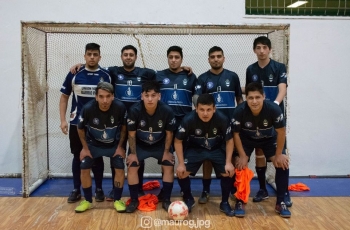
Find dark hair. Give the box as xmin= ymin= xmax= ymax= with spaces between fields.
xmin=167 ymin=46 xmax=183 ymax=58
xmin=85 ymin=43 xmax=100 ymax=53
xmin=121 ymin=45 xmax=137 ymax=55
xmin=245 ymin=82 xmax=264 ymax=96
xmin=197 ymin=94 xmax=215 ymax=107
xmin=208 ymin=46 xmax=224 ymax=56
xmin=253 ymin=36 xmax=271 ymax=50
xmin=95 ymin=82 xmax=114 ymax=95
xmin=142 ymin=80 xmax=160 ymax=93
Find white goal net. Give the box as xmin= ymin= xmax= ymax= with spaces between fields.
xmin=22 ymin=22 xmax=289 ymax=197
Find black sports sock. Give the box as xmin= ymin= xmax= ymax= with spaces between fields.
xmin=72 ymin=154 xmax=81 ymax=190
xmin=221 ymin=176 xmax=234 ymax=203
xmin=162 ymin=181 xmax=174 ymax=201
xmin=177 ymin=177 xmax=192 ymax=200
xmin=128 ymin=184 xmax=139 ymax=200
xmin=83 ymin=186 xmax=93 ymax=203
xmin=202 ymin=179 xmax=211 ymax=193
xmin=114 ymin=187 xmax=123 ymax=201
xmin=256 ymin=166 xmax=267 ymax=190
xmin=275 ymin=167 xmax=289 ymax=204
xmin=92 ymin=157 xmax=104 ymax=189
xmin=138 ymin=161 xmax=145 ymax=191
xmin=230 ymin=175 xmax=237 ymax=194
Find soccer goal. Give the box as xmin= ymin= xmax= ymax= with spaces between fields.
xmin=21 ymin=22 xmax=289 ymax=197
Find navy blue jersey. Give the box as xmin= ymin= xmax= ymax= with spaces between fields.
xmin=245 ymin=59 xmax=287 ymax=112
xmin=127 ymin=101 xmax=176 ymax=147
xmin=107 ymin=66 xmax=156 ymax=110
xmin=176 ymin=110 xmax=232 ymax=151
xmin=232 ymin=100 xmax=285 ymax=142
xmin=156 ymin=69 xmax=199 ymax=120
xmin=77 ymin=99 xmax=127 ymax=148
xmin=60 ymin=67 xmax=112 ymax=125
xmin=197 ymin=69 xmax=242 ymax=119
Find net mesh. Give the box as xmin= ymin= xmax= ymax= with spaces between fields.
xmin=22 ymin=23 xmax=289 ymax=196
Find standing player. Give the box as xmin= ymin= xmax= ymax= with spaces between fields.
xmin=233 ymin=82 xmax=290 ymax=218
xmin=244 ymin=36 xmax=291 ymax=206
xmin=75 ymin=82 xmax=127 ymax=213
xmin=60 ymin=43 xmax=110 ymax=203
xmin=175 ymin=94 xmax=235 ymax=216
xmin=125 ymin=80 xmax=176 ymax=213
xmin=196 ymin=46 xmax=243 ymax=204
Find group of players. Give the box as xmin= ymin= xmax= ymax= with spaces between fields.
xmin=59 ymin=36 xmax=291 ymax=218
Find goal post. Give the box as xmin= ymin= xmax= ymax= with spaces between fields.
xmin=21 ymin=22 xmax=289 ymax=197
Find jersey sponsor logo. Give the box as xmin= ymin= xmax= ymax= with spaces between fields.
xmin=118 ymin=74 xmax=124 ymax=80
xmin=263 ymin=119 xmax=268 ymax=127
xmin=269 ymin=74 xmax=274 ymax=82
xmin=158 ymin=120 xmax=163 ymax=128
xmin=111 ymin=116 xmax=114 ymax=124
xmin=127 ymin=119 xmax=135 ymax=125
xmin=213 ymin=128 xmax=217 ymax=135
xmin=137 ymin=77 xmax=141 ymax=81
xmin=172 ymin=91 xmax=178 ymax=100
xmin=207 ymin=82 xmax=214 ymax=89
xmin=81 ymin=86 xmax=96 ymax=96
xmin=195 ymin=129 xmax=202 ymax=135
xmin=93 ymin=118 xmax=99 ymax=125
xmin=245 ymin=122 xmax=252 ymax=128
xmin=216 ymin=93 xmax=223 ymax=103
xmin=125 ymin=87 xmax=133 ymax=97
xmin=140 ymin=120 xmax=146 ymax=127
xmin=225 ymin=79 xmax=230 ymax=87
xmin=275 ymin=114 xmax=284 ymax=123
xmin=183 ymin=79 xmax=188 ymax=86
xmin=163 ymin=78 xmax=170 ymax=84
xmin=252 ymin=74 xmax=258 ymax=81
xmin=178 ymin=125 xmax=185 ymax=133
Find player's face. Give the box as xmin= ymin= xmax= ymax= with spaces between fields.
xmin=96 ymin=89 xmax=114 ymax=111
xmin=254 ymin=43 xmax=271 ymax=61
xmin=121 ymin=49 xmax=137 ymax=69
xmin=196 ymin=103 xmax=216 ymax=122
xmin=141 ymin=90 xmax=160 ymax=111
xmin=246 ymin=91 xmax=265 ymax=115
xmin=208 ymin=51 xmax=225 ymax=70
xmin=84 ymin=50 xmax=101 ymax=69
xmin=167 ymin=51 xmax=183 ymax=72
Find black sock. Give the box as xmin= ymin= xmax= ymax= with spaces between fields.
xmin=92 ymin=157 xmax=104 ymax=189
xmin=72 ymin=154 xmax=81 ymax=190
xmin=83 ymin=186 xmax=93 ymax=203
xmin=221 ymin=176 xmax=234 ymax=203
xmin=275 ymin=168 xmax=289 ymax=204
xmin=138 ymin=161 xmax=145 ymax=191
xmin=202 ymin=179 xmax=211 ymax=193
xmin=162 ymin=181 xmax=173 ymax=201
xmin=256 ymin=166 xmax=267 ymax=190
xmin=114 ymin=187 xmax=123 ymax=201
xmin=128 ymin=184 xmax=139 ymax=200
xmin=177 ymin=177 xmax=192 ymax=200
xmin=111 ymin=167 xmax=115 ymax=188
xmin=230 ymin=175 xmax=237 ymax=194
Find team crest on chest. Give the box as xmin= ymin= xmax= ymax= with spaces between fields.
xmin=158 ymin=120 xmax=163 ymax=128
xmin=225 ymin=79 xmax=230 ymax=87
xmin=245 ymin=122 xmax=252 ymax=128
xmin=195 ymin=129 xmax=202 ymax=135
xmin=213 ymin=128 xmax=217 ymax=135
xmin=269 ymin=74 xmax=274 ymax=82
xmin=163 ymin=78 xmax=170 ymax=84
xmin=137 ymin=77 xmax=141 ymax=81
xmin=140 ymin=120 xmax=146 ymax=127
xmin=207 ymin=82 xmax=214 ymax=89
xmin=263 ymin=119 xmax=268 ymax=127
xmin=183 ymin=79 xmax=188 ymax=86
xmin=93 ymin=118 xmax=99 ymax=125
xmin=118 ymin=74 xmax=124 ymax=80
xmin=252 ymin=74 xmax=258 ymax=81
xmin=110 ymin=116 xmax=114 ymax=124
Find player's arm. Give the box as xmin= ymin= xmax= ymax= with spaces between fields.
xmin=272 ymin=127 xmax=289 ymax=170
xmin=114 ymin=125 xmax=127 ymax=158
xmin=224 ymin=138 xmax=235 ymax=177
xmin=77 ymin=127 xmax=92 ymax=161
xmin=274 ymin=83 xmax=287 ymax=105
xmin=70 ymin=63 xmax=83 ymax=74
xmin=59 ymin=94 xmax=69 ymax=135
xmin=162 ymin=130 xmax=174 ymax=163
xmin=233 ymin=132 xmax=248 ymax=170
xmin=181 ymin=66 xmax=193 ymax=75
xmin=126 ymin=130 xmax=139 ymax=167
xmin=174 ymin=137 xmax=187 ymax=178
xmin=236 ymin=96 xmax=243 ymax=105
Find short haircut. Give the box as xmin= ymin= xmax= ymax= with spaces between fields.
xmin=85 ymin=43 xmax=100 ymax=53
xmin=245 ymin=82 xmax=264 ymax=96
xmin=95 ymin=82 xmax=114 ymax=95
xmin=121 ymin=45 xmax=137 ymax=55
xmin=197 ymin=94 xmax=215 ymax=107
xmin=253 ymin=36 xmax=271 ymax=50
xmin=208 ymin=46 xmax=224 ymax=56
xmin=167 ymin=46 xmax=183 ymax=58
xmin=142 ymin=80 xmax=160 ymax=93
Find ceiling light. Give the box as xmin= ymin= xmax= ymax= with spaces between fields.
xmin=287 ymin=1 xmax=308 ymax=8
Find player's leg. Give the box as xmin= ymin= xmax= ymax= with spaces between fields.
xmin=253 ymin=148 xmax=269 ymax=202
xmin=137 ymin=160 xmax=145 ymax=196
xmin=111 ymin=155 xmax=126 ymax=213
xmin=199 ymin=160 xmax=212 ymax=204
xmin=68 ymin=126 xmax=82 ymax=203
xmin=91 ymin=156 xmax=105 ymax=202
xmin=161 ymin=162 xmax=174 ymax=211
xmin=106 ymin=163 xmax=115 ymax=201
xmin=75 ymin=156 xmax=94 ymax=213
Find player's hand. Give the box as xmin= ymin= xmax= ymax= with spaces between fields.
xmin=60 ymin=120 xmax=68 ymax=135
xmin=272 ymin=154 xmax=289 ymax=170
xmin=126 ymin=154 xmax=139 ymax=168
xmin=70 ymin=63 xmax=83 ymax=74
xmin=225 ymin=162 xmax=235 ymax=177
xmin=181 ymin=66 xmax=193 ymax=75
xmin=176 ymin=163 xmax=186 ymax=179
xmin=80 ymin=148 xmax=92 ymax=161
xmin=162 ymin=151 xmax=175 ymax=165
xmin=113 ymin=146 xmax=126 ymax=158
xmin=235 ymin=155 xmax=249 ymax=170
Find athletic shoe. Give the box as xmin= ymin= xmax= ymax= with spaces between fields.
xmin=198 ymin=191 xmax=210 ymax=204
xmin=162 ymin=200 xmax=172 ymax=211
xmin=138 ymin=189 xmax=145 ymax=197
xmin=184 ymin=198 xmax=195 ymax=213
xmin=219 ymin=201 xmax=235 ymax=217
xmin=157 ymin=189 xmax=164 ymax=202
xmin=126 ymin=199 xmax=139 ymax=213
xmin=75 ymin=200 xmax=92 ymax=213
xmin=67 ymin=189 xmax=81 ymax=203
xmin=275 ymin=201 xmax=291 ymax=218
xmin=114 ymin=200 xmax=126 ymax=213
xmin=284 ymin=192 xmax=293 ymax=207
xmin=252 ymin=189 xmax=269 ymax=202
xmin=95 ymin=188 xmax=105 ymax=202
xmin=234 ymin=200 xmax=245 ymax=217
xmin=106 ymin=190 xmax=114 ymax=202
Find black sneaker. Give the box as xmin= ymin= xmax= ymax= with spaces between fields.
xmin=275 ymin=201 xmax=291 ymax=218
xmin=234 ymin=200 xmax=245 ymax=217
xmin=184 ymin=198 xmax=195 ymax=213
xmin=106 ymin=189 xmax=114 ymax=202
xmin=219 ymin=201 xmax=235 ymax=217
xmin=162 ymin=200 xmax=172 ymax=211
xmin=253 ymin=189 xmax=269 ymax=202
xmin=67 ymin=189 xmax=81 ymax=203
xmin=138 ymin=189 xmax=145 ymax=197
xmin=157 ymin=189 xmax=164 ymax=202
xmin=95 ymin=188 xmax=105 ymax=202
xmin=198 ymin=191 xmax=210 ymax=204
xmin=126 ymin=199 xmax=139 ymax=213
xmin=284 ymin=192 xmax=293 ymax=207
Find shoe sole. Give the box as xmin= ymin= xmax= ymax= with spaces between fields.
xmin=75 ymin=207 xmax=92 ymax=213
xmin=116 ymin=209 xmax=126 ymax=213
xmin=252 ymin=196 xmax=269 ymax=202
xmin=234 ymin=213 xmax=245 ymax=218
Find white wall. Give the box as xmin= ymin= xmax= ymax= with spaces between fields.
xmin=0 ymin=0 xmax=349 ymax=176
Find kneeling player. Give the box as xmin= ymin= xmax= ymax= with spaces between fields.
xmin=175 ymin=94 xmax=235 ymax=216
xmin=233 ymin=82 xmax=290 ymax=218
xmin=75 ymin=82 xmax=127 ymax=213
xmin=126 ymin=80 xmax=176 ymax=213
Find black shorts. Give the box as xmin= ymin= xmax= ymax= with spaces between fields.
xmin=128 ymin=143 xmax=174 ymax=167
xmin=82 ymin=144 xmax=124 ymax=169
xmin=69 ymin=124 xmax=82 ymax=155
xmin=184 ymin=148 xmax=226 ymax=176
